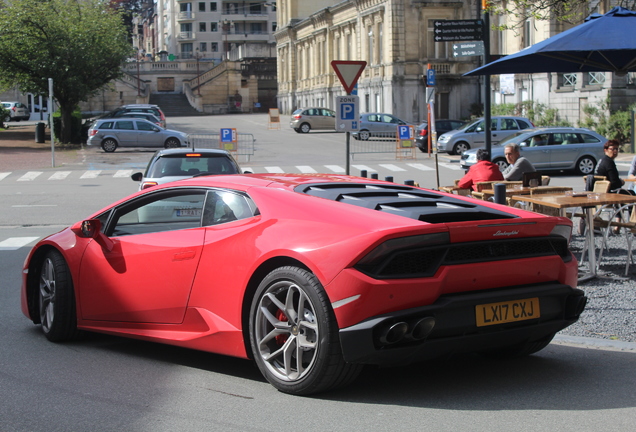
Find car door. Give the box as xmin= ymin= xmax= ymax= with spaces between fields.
xmin=547 ymin=132 xmax=584 ymax=169
xmin=518 ymin=133 xmax=551 ymax=169
xmin=492 ymin=118 xmax=520 ymax=144
xmin=135 ymin=120 xmax=161 ymax=147
xmin=113 ymin=120 xmax=137 ymax=147
xmin=78 ymin=189 xmax=208 ymax=323
xmin=471 ymin=119 xmax=497 ymax=147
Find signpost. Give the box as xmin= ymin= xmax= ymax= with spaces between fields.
xmin=453 ymin=41 xmax=485 ymax=57
xmin=433 ymin=19 xmax=484 ymax=42
xmin=331 ymin=60 xmax=367 ymax=174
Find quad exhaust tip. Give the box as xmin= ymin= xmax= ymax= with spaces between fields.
xmin=378 ymin=317 xmax=436 ymax=346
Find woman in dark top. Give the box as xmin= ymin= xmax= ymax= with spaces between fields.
xmin=595 ymin=139 xmax=635 ymax=195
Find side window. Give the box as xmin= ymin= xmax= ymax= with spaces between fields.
xmin=202 ymin=190 xmax=255 ymax=226
xmin=580 ymin=133 xmax=601 ymax=143
xmin=561 ymin=133 xmax=579 ymax=144
xmin=551 ymin=133 xmax=565 ymax=145
xmin=500 ymin=119 xmax=518 ymax=130
xmin=136 ymin=121 xmax=154 ymax=131
xmin=108 ymin=190 xmax=207 ymax=237
xmin=115 ymin=121 xmax=135 ymax=130
xmin=517 ymin=119 xmax=531 ymax=129
xmin=99 ymin=121 xmax=114 ymax=130
xmin=490 ymin=119 xmax=498 ymax=131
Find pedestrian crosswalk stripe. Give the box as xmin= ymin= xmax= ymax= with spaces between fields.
xmin=296 ymin=166 xmax=317 ymax=173
xmin=80 ymin=170 xmax=101 ymax=179
xmin=0 ymin=237 xmax=40 ymax=250
xmin=324 ymin=165 xmax=345 ymax=173
xmin=351 ymin=165 xmax=377 ymax=173
xmin=378 ymin=164 xmax=406 ymax=172
xmin=113 ymin=169 xmax=133 ymax=178
xmin=265 ymin=166 xmax=285 ymax=173
xmin=406 ymin=163 xmax=435 ymax=171
xmin=0 ymin=172 xmax=10 ymax=181
xmin=437 ymin=163 xmax=463 ymax=171
xmin=17 ymin=171 xmax=43 ymax=181
xmin=48 ymin=171 xmax=71 ymax=180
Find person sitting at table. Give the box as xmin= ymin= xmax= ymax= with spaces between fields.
xmin=502 ymin=143 xmax=536 ymax=181
xmin=627 ymin=154 xmax=636 ymax=193
xmin=595 ymin=139 xmax=636 ymax=195
xmin=457 ymin=149 xmax=504 ymax=191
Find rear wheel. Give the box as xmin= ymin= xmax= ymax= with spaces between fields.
xmin=249 ymin=266 xmax=362 ymax=395
xmin=299 ymin=123 xmax=311 ymax=133
xmin=101 ymin=138 xmax=118 ymax=153
xmin=164 ymin=137 xmax=181 ymax=148
xmin=38 ymin=250 xmax=80 ymax=342
xmin=452 ymin=141 xmax=470 ymax=156
xmin=358 ymin=130 xmax=371 ymax=141
xmin=575 ymin=156 xmax=596 ymax=175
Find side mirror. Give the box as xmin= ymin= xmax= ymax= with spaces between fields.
xmin=243 ymin=170 xmax=253 ymax=174
xmin=475 ymin=127 xmax=483 ymax=132
xmin=131 ymin=172 xmax=143 ymax=181
xmin=520 ymin=141 xmax=528 ymax=147
xmin=71 ymin=219 xmax=114 ymax=251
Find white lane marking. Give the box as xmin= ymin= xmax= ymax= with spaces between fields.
xmin=48 ymin=171 xmax=71 ymax=180
xmin=351 ymin=165 xmax=377 ymax=172
xmin=296 ymin=166 xmax=317 ymax=173
xmin=0 ymin=172 xmax=10 ymax=181
xmin=406 ymin=163 xmax=435 ymax=171
xmin=17 ymin=172 xmax=43 ymax=181
xmin=113 ymin=169 xmax=133 ymax=178
xmin=438 ymin=163 xmax=464 ymax=171
xmin=378 ymin=164 xmax=406 ymax=172
xmin=0 ymin=237 xmax=40 ymax=250
xmin=80 ymin=170 xmax=101 ymax=179
xmin=12 ymin=205 xmax=57 ymax=208
xmin=265 ymin=166 xmax=285 ymax=173
xmin=324 ymin=165 xmax=346 ymax=173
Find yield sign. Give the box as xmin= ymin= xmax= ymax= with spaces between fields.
xmin=331 ymin=60 xmax=367 ymax=94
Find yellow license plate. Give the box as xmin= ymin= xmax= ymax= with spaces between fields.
xmin=475 ymin=297 xmax=540 ymax=327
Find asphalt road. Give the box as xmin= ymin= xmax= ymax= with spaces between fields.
xmin=1 ymin=114 xmax=636 ymax=430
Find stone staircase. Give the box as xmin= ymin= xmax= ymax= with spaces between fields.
xmin=149 ymin=93 xmax=204 ymax=117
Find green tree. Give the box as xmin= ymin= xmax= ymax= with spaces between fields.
xmin=0 ymin=0 xmax=132 ymax=143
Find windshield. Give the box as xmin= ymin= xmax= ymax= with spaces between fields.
xmin=497 ymin=131 xmax=531 ymax=146
xmin=148 ymin=155 xmax=240 ymax=178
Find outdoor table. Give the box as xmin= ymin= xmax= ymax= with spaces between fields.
xmin=480 ymin=185 xmax=571 ymax=198
xmin=511 ymin=192 xmax=636 ymax=282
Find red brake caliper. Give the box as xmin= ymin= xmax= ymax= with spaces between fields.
xmin=275 ymin=310 xmax=289 ymax=345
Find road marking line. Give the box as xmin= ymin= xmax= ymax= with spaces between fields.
xmin=80 ymin=170 xmax=101 ymax=179
xmin=324 ymin=165 xmax=345 ymax=173
xmin=113 ymin=169 xmax=133 ymax=178
xmin=351 ymin=165 xmax=377 ymax=172
xmin=438 ymin=163 xmax=464 ymax=171
xmin=12 ymin=205 xmax=57 ymax=207
xmin=296 ymin=166 xmax=317 ymax=173
xmin=378 ymin=164 xmax=406 ymax=172
xmin=0 ymin=237 xmax=40 ymax=250
xmin=17 ymin=171 xmax=43 ymax=181
xmin=0 ymin=172 xmax=10 ymax=181
xmin=265 ymin=166 xmax=285 ymax=173
xmin=406 ymin=163 xmax=435 ymax=171
xmin=48 ymin=171 xmax=71 ymax=180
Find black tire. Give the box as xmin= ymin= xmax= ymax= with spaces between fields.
xmin=481 ymin=333 xmax=555 ymax=359
xmin=38 ymin=250 xmax=80 ymax=342
xmin=101 ymin=138 xmax=118 ymax=153
xmin=452 ymin=141 xmax=470 ymax=156
xmin=299 ymin=123 xmax=311 ymax=133
xmin=164 ymin=137 xmax=181 ymax=148
xmin=294 ymin=128 xmax=301 ymax=133
xmin=493 ymin=158 xmax=509 ymax=171
xmin=575 ymin=156 xmax=596 ymax=175
xmin=358 ymin=130 xmax=371 ymax=141
xmin=249 ymin=266 xmax=362 ymax=395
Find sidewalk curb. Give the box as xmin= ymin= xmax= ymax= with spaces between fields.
xmin=554 ymin=334 xmax=636 ymax=352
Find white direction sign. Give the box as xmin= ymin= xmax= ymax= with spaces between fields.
xmin=336 ymin=95 xmax=360 ymax=132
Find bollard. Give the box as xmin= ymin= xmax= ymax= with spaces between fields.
xmin=35 ymin=122 xmax=46 ymax=143
xmin=385 ymin=176 xmax=394 ymax=183
xmin=371 ymin=173 xmax=379 ymax=179
xmin=494 ymin=183 xmax=506 ymax=205
xmin=405 ymin=180 xmax=414 ymax=186
xmin=360 ymin=169 xmax=367 ymax=178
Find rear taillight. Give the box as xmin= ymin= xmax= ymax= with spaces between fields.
xmin=419 ymin=129 xmax=428 ymax=137
xmin=293 ymin=114 xmax=302 ymax=119
xmin=12 ymin=107 xmax=17 ymax=112
xmin=89 ymin=130 xmax=98 ymax=136
xmin=141 ymin=181 xmax=158 ymax=189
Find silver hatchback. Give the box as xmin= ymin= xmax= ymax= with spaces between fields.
xmin=437 ymin=116 xmax=533 ymax=155
xmin=290 ymin=107 xmax=336 ymax=133
xmin=2 ymin=101 xmax=30 ymax=122
xmin=87 ymin=118 xmax=188 ymax=152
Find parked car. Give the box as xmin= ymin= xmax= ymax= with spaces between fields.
xmin=21 ymin=174 xmax=586 ymax=395
xmin=352 ymin=113 xmax=414 ymax=140
xmin=415 ymin=119 xmax=466 ymax=152
xmin=437 ymin=116 xmax=534 ymax=155
xmin=101 ymin=104 xmax=167 ymax=128
xmin=1 ymin=101 xmax=30 ymax=122
xmin=131 ymin=148 xmax=242 ymax=190
xmin=117 ymin=112 xmax=163 ymax=127
xmin=290 ymin=107 xmax=336 ymax=133
xmin=459 ymin=127 xmax=607 ymax=175
xmin=86 ymin=118 xmax=188 ymax=152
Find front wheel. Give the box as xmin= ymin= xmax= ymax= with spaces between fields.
xmin=38 ymin=250 xmax=80 ymax=342
xmin=164 ymin=137 xmax=181 ymax=148
xmin=299 ymin=123 xmax=311 ymax=133
xmin=249 ymin=266 xmax=362 ymax=395
xmin=493 ymin=158 xmax=509 ymax=171
xmin=452 ymin=142 xmax=470 ymax=156
xmin=101 ymin=138 xmax=118 ymax=153
xmin=575 ymin=156 xmax=596 ymax=175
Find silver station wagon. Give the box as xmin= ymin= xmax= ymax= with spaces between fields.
xmin=87 ymin=118 xmax=188 ymax=152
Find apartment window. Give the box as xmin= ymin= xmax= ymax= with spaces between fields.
xmin=586 ymin=72 xmax=606 ymax=86
xmin=378 ymin=22 xmax=383 ymax=64
xmin=199 ymin=22 xmax=206 ymax=32
xmin=558 ymin=73 xmax=577 ymax=88
xmin=272 ymin=22 xmax=277 ymax=32
xmin=211 ymin=42 xmax=218 ymax=52
xmin=181 ymin=43 xmax=193 ymax=58
xmin=198 ymin=2 xmax=205 ymax=12
xmin=427 ymin=19 xmax=447 ymax=59
xmin=523 ymin=18 xmax=533 ymax=48
xmin=210 ymin=2 xmax=216 ymax=11
xmin=211 ymin=22 xmax=218 ymax=32
xmin=250 ymin=22 xmax=263 ymax=34
xmin=200 ymin=42 xmax=207 ymax=52
xmin=346 ymin=33 xmax=352 ymax=60
xmin=367 ymin=26 xmax=374 ymax=64
xmin=249 ymin=3 xmax=262 ymax=14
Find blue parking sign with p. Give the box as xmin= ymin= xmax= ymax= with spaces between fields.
xmin=398 ymin=125 xmax=411 ymax=140
xmin=340 ymin=103 xmax=355 ymax=120
xmin=220 ymin=128 xmax=237 ymax=143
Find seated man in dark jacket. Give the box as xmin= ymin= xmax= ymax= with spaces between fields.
xmin=457 ymin=149 xmax=504 ymax=191
xmin=595 ymin=139 xmax=635 ymax=195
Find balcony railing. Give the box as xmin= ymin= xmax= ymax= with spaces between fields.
xmin=178 ymin=11 xmax=195 ymax=20
xmin=178 ymin=31 xmax=195 ymax=40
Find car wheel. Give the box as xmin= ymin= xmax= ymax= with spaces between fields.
xmin=249 ymin=266 xmax=362 ymax=395
xmin=38 ymin=250 xmax=80 ymax=342
xmin=299 ymin=123 xmax=311 ymax=133
xmin=164 ymin=137 xmax=181 ymax=148
xmin=481 ymin=333 xmax=555 ymax=359
xmin=575 ymin=156 xmax=596 ymax=175
xmin=358 ymin=130 xmax=371 ymax=141
xmin=101 ymin=138 xmax=118 ymax=153
xmin=493 ymin=158 xmax=509 ymax=171
xmin=452 ymin=142 xmax=470 ymax=156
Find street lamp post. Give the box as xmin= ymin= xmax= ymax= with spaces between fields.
xmin=136 ymin=50 xmax=141 ymax=96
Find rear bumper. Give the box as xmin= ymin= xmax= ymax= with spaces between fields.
xmin=339 ymin=282 xmax=586 ymax=365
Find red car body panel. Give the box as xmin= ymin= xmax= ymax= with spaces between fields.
xmin=22 ymin=174 xmax=583 ymax=363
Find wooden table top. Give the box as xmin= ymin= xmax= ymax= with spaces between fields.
xmin=510 ymin=192 xmax=636 ymax=209
xmin=481 ymin=186 xmax=572 ymax=197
